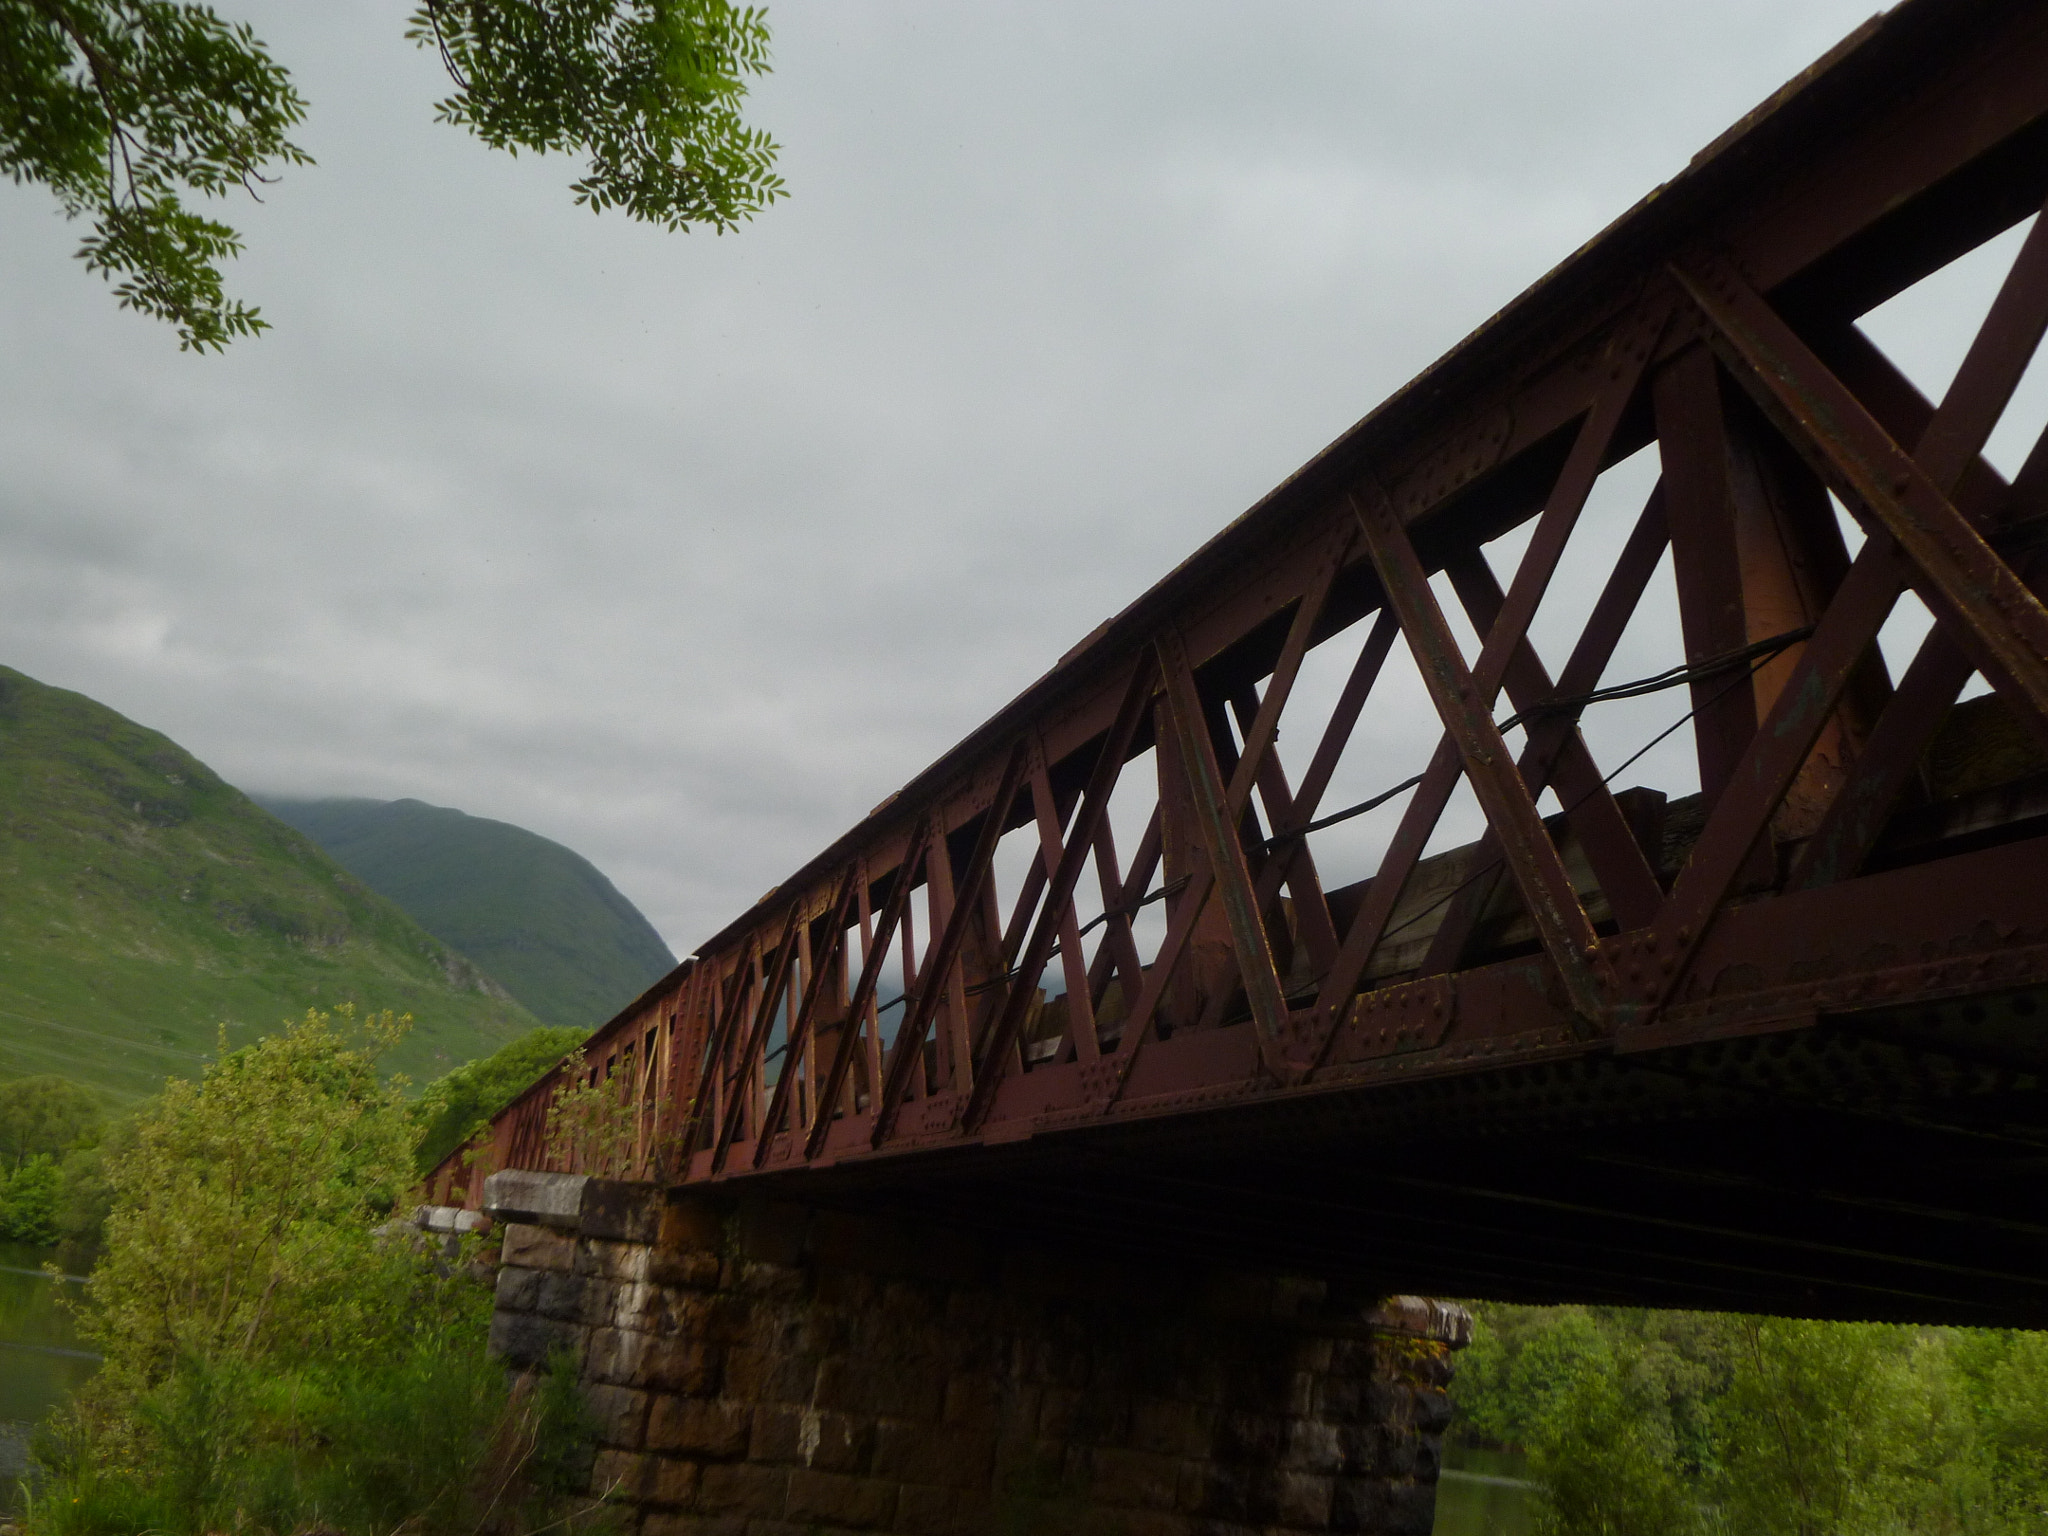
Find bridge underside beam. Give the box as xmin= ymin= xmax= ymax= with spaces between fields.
xmin=730 ymin=974 xmax=2048 ymax=1326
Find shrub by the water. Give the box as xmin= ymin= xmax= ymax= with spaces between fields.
xmin=0 ymin=1073 xmax=103 ymax=1246
xmin=21 ymin=1007 xmax=608 ymax=1536
xmin=0 ymin=1076 xmax=101 ymax=1171
xmin=0 ymin=1153 xmax=63 ymax=1243
xmin=1454 ymin=1302 xmax=2048 ymax=1534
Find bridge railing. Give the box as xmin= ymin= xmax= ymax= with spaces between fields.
xmin=428 ymin=0 xmax=2048 ymax=1207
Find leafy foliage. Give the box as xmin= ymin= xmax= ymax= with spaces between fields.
xmin=0 ymin=0 xmax=309 ymax=347
xmin=1527 ymin=1337 xmax=1697 ymax=1536
xmin=1453 ymin=1302 xmax=2048 ymax=1535
xmin=75 ymin=1005 xmax=416 ymax=1390
xmin=24 ymin=1003 xmax=607 ymax=1536
xmin=0 ymin=1074 xmax=102 ymax=1170
xmin=412 ymin=1022 xmax=587 ymax=1173
xmin=408 ymin=0 xmax=782 ymax=231
xmin=29 ymin=1295 xmax=605 ymax=1536
xmin=542 ymin=1043 xmax=640 ymax=1175
xmin=0 ymin=1152 xmax=63 ymax=1242
xmin=0 ymin=1074 xmax=104 ymax=1247
xmin=1710 ymin=1318 xmax=1976 ymax=1535
xmin=1 ymin=0 xmax=779 ymax=348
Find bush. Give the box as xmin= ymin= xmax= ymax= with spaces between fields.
xmin=1452 ymin=1304 xmax=2048 ymax=1535
xmin=0 ymin=1153 xmax=63 ymax=1243
xmin=0 ymin=1073 xmax=104 ymax=1251
xmin=0 ymin=1076 xmax=102 ymax=1171
xmin=28 ymin=1341 xmax=601 ymax=1536
xmin=72 ymin=1008 xmax=419 ymax=1389
xmin=412 ymin=1024 xmax=588 ymax=1174
xmin=1528 ymin=1340 xmax=1697 ymax=1536
xmin=23 ymin=1006 xmax=610 ymax=1536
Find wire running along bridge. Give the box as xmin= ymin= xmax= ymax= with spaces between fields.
xmin=439 ymin=0 xmax=2048 ymax=1328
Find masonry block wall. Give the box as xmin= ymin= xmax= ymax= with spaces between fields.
xmin=477 ymin=1170 xmax=1470 ymax=1536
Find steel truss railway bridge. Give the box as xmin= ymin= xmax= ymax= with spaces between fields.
xmin=440 ymin=0 xmax=2048 ymax=1334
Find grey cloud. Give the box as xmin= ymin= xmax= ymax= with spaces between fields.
xmin=1 ymin=0 xmax=1895 ymax=951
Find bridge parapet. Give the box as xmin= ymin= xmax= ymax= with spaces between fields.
xmin=482 ymin=1171 xmax=1468 ymax=1535
xmin=426 ymin=0 xmax=2048 ymax=1325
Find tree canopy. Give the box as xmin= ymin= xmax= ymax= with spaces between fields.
xmin=0 ymin=1072 xmax=101 ymax=1171
xmin=0 ymin=0 xmax=782 ymax=350
xmin=410 ymin=1022 xmax=586 ymax=1174
xmin=31 ymin=1005 xmax=602 ymax=1536
xmin=1454 ymin=1300 xmax=2048 ymax=1534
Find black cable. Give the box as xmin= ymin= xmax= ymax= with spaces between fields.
xmin=1357 ymin=644 xmax=1777 ymax=955
xmin=1493 ymin=624 xmax=1814 ymax=735
xmin=1263 ymin=772 xmax=1425 ymax=849
xmin=934 ymin=874 xmax=1198 ymax=1004
xmin=788 ymin=632 xmax=1810 ymax=1045
xmin=1076 ymin=874 xmax=1191 ymax=937
xmin=1263 ymin=624 xmax=1813 ymax=852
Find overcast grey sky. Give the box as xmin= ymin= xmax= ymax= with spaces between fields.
xmin=1 ymin=1 xmax=2001 ymax=953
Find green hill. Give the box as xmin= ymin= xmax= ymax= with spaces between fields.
xmin=0 ymin=666 xmax=541 ymax=1103
xmin=255 ymin=797 xmax=675 ymax=1032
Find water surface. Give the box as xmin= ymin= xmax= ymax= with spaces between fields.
xmin=0 ymin=1241 xmax=97 ymax=1501
xmin=1433 ymin=1446 xmax=1535 ymax=1536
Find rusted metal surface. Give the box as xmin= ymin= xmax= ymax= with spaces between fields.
xmin=430 ymin=0 xmax=2048 ymax=1324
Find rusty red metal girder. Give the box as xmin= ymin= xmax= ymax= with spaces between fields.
xmin=430 ymin=1 xmax=2048 ymax=1321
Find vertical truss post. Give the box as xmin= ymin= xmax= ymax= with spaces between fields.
xmin=1086 ymin=809 xmax=1153 ymax=1031
xmin=1654 ymin=346 xmax=1770 ymax=811
xmin=713 ymin=902 xmax=804 ymax=1170
xmin=1028 ymin=741 xmax=1103 ymax=1061
xmin=754 ymin=867 xmax=858 ymax=1167
xmin=1158 ymin=628 xmax=1292 ymax=1074
xmin=963 ymin=657 xmax=1156 ymax=1131
xmin=851 ymin=857 xmax=881 ymax=1112
xmin=679 ymin=936 xmax=761 ymax=1162
xmin=1673 ymin=256 xmax=2048 ymax=724
xmin=967 ymin=850 xmax=1048 ymax=1066
xmin=921 ymin=817 xmax=977 ymax=1088
xmin=1350 ymin=486 xmax=1609 ymax=1029
xmin=1154 ymin=687 xmax=1235 ymax=1033
xmin=872 ymin=745 xmax=1031 ymax=1143
xmin=1705 ymin=207 xmax=2048 ymax=893
xmin=807 ymin=826 xmax=931 ymax=1159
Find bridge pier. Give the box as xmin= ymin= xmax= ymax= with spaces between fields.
xmin=477 ymin=1171 xmax=1469 ymax=1536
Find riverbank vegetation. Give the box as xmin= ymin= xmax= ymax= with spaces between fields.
xmin=1456 ymin=1301 xmax=2048 ymax=1534
xmin=15 ymin=1009 xmax=606 ymax=1536
xmin=0 ymin=1021 xmax=584 ymax=1266
xmin=14 ymin=1009 xmax=2048 ymax=1534
xmin=412 ymin=1025 xmax=588 ymax=1174
xmin=0 ymin=1077 xmax=103 ymax=1250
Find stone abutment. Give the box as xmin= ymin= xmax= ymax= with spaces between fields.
xmin=465 ymin=1170 xmax=1470 ymax=1536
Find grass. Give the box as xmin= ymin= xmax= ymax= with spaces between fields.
xmin=258 ymin=795 xmax=676 ymax=1032
xmin=0 ymin=665 xmax=541 ymax=1104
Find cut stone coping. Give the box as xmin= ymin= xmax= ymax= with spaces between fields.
xmin=482 ymin=1169 xmax=589 ymax=1229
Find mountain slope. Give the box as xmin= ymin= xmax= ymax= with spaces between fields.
xmin=256 ymin=797 xmax=675 ymax=1032
xmin=0 ymin=666 xmax=541 ymax=1102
